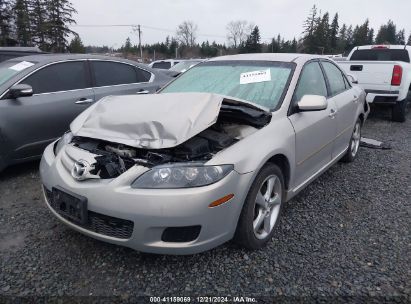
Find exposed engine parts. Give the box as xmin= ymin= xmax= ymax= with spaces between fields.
xmin=69 ymin=103 xmax=268 ymax=179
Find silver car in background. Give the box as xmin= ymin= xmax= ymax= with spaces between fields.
xmin=40 ymin=53 xmax=369 ymax=255
xmin=0 ymin=54 xmax=171 ymax=171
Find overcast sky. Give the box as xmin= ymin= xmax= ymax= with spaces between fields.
xmin=70 ymin=0 xmax=411 ymax=47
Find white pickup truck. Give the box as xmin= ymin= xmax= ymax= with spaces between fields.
xmin=338 ymin=45 xmax=411 ymax=122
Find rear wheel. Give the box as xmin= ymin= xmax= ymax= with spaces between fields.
xmin=392 ymin=99 xmax=407 ymax=122
xmin=234 ymin=164 xmax=284 ymax=250
xmin=342 ymin=119 xmax=361 ymax=163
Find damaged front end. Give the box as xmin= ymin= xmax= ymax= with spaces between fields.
xmin=63 ymin=93 xmax=271 ymax=180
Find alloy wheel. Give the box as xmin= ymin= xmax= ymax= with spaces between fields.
xmin=351 ymin=122 xmax=361 ymax=157
xmin=253 ymin=175 xmax=282 ymax=240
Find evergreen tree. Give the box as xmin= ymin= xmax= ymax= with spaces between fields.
xmin=396 ymin=29 xmax=405 ymax=44
xmin=367 ymin=28 xmax=374 ymax=45
xmin=313 ymin=12 xmax=330 ymax=53
xmin=29 ymin=0 xmax=48 ymax=48
xmin=241 ymin=26 xmax=261 ymax=53
xmin=375 ymin=20 xmax=397 ymax=44
xmin=45 ymin=0 xmax=77 ymax=52
xmin=68 ymin=34 xmax=85 ymax=53
xmin=169 ymin=37 xmax=178 ymax=57
xmin=291 ymin=38 xmax=298 ymax=52
xmin=269 ymin=34 xmax=281 ymax=53
xmin=337 ymin=23 xmax=348 ymax=53
xmin=14 ymin=0 xmax=32 ymax=46
xmin=408 ymin=34 xmax=411 ymax=46
xmin=122 ymin=37 xmax=133 ymax=54
xmin=0 ymin=0 xmax=14 ymax=46
xmin=353 ymin=20 xmax=371 ymax=46
xmin=330 ymin=13 xmax=339 ymax=53
xmin=302 ymin=5 xmax=319 ymax=53
xmin=346 ymin=25 xmax=354 ymax=53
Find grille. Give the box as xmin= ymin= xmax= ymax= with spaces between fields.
xmin=44 ymin=188 xmax=134 ymax=239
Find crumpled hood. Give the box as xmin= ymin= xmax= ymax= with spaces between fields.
xmin=70 ymin=92 xmax=225 ymax=149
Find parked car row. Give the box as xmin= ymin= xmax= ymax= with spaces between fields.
xmin=38 ymin=53 xmax=369 ymax=254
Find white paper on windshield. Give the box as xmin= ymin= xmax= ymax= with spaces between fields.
xmin=9 ymin=61 xmax=35 ymax=72
xmin=240 ymin=69 xmax=271 ymax=85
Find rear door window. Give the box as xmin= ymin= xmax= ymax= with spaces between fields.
xmin=321 ymin=61 xmax=347 ymax=96
xmin=23 ymin=61 xmax=88 ymax=94
xmin=92 ymin=61 xmax=138 ymax=87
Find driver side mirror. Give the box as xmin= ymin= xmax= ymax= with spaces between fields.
xmin=9 ymin=84 xmax=33 ymax=99
xmin=297 ymin=95 xmax=328 ymax=112
xmin=346 ymin=74 xmax=358 ymax=84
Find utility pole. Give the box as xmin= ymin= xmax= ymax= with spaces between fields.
xmin=137 ymin=24 xmax=143 ymax=62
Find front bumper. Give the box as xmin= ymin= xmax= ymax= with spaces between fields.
xmin=40 ymin=143 xmax=253 ymax=255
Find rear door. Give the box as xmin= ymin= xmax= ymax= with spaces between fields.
xmin=321 ymin=60 xmax=358 ymax=158
xmin=288 ymin=61 xmax=338 ymax=187
xmin=0 ymin=60 xmax=94 ymax=160
xmin=90 ymin=60 xmax=157 ymax=100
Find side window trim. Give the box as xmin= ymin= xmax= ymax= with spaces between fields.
xmin=89 ymin=59 xmax=154 ymax=89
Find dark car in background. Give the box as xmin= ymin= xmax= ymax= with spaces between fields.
xmin=0 ymin=47 xmax=44 ymax=63
xmin=0 ymin=54 xmax=172 ymax=171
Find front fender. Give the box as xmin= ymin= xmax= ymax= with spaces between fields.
xmin=206 ymin=115 xmax=296 ymax=185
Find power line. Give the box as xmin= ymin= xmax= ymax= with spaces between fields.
xmin=70 ymin=24 xmax=294 ymax=42
xmin=70 ymin=23 xmax=227 ymax=39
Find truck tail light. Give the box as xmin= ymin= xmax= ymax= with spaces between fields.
xmin=391 ymin=65 xmax=402 ymax=86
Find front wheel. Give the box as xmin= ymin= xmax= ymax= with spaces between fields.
xmin=234 ymin=164 xmax=284 ymax=250
xmin=341 ymin=119 xmax=361 ymax=163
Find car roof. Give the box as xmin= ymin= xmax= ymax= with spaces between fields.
xmin=209 ymin=53 xmax=320 ymax=63
xmin=6 ymin=53 xmax=143 ymax=65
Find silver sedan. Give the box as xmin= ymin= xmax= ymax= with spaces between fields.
xmin=40 ymin=53 xmax=369 ymax=255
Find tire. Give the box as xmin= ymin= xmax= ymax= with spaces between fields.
xmin=342 ymin=118 xmax=361 ymax=163
xmin=392 ymin=99 xmax=407 ymax=122
xmin=234 ymin=163 xmax=285 ymax=250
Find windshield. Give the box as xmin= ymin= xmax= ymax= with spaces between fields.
xmin=162 ymin=61 xmax=294 ymax=109
xmin=169 ymin=61 xmax=202 ymax=72
xmin=0 ymin=60 xmax=35 ymax=87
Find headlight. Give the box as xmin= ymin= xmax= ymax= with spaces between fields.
xmin=131 ymin=164 xmax=234 ymax=189
xmin=54 ymin=131 xmax=73 ymax=155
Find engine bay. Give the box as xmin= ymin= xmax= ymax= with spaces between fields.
xmin=69 ymin=102 xmax=271 ymax=179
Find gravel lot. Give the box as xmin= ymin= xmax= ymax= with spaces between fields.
xmin=0 ymin=108 xmax=410 ymax=303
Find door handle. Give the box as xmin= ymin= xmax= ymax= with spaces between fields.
xmin=137 ymin=90 xmax=149 ymax=94
xmin=353 ymin=95 xmax=359 ymax=102
xmin=328 ymin=109 xmax=337 ymax=119
xmin=75 ymin=98 xmax=94 ymax=104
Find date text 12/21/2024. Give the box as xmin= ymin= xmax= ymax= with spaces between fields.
xmin=149 ymin=296 xmax=257 ymax=303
